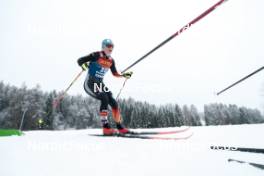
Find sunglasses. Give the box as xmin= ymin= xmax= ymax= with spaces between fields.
xmin=106 ymin=44 xmax=114 ymax=48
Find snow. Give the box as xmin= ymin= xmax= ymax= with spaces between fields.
xmin=1 ymin=124 xmax=264 ymax=176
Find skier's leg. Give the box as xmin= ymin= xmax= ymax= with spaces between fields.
xmin=107 ymin=91 xmax=130 ymax=134
xmin=97 ymin=93 xmax=114 ymax=133
xmin=107 ymin=93 xmax=121 ymax=123
xmin=84 ymin=79 xmax=115 ymax=135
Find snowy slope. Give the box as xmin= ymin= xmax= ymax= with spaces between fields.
xmin=1 ymin=124 xmax=264 ymax=176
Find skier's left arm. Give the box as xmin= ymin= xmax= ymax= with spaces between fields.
xmin=110 ymin=60 xmax=133 ymax=79
xmin=110 ymin=60 xmax=122 ymax=77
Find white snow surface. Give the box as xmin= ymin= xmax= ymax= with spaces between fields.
xmin=1 ymin=124 xmax=264 ymax=176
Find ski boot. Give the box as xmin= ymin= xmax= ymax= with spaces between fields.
xmin=101 ymin=118 xmax=117 ymax=136
xmin=116 ymin=123 xmax=130 ymax=134
xmin=103 ymin=127 xmax=117 ymax=136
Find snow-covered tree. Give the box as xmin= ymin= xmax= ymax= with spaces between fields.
xmin=0 ymin=81 xmax=263 ymax=130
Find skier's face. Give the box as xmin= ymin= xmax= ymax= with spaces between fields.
xmin=103 ymin=45 xmax=113 ymax=56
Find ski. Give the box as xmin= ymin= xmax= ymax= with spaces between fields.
xmin=228 ymin=158 xmax=264 ymax=170
xmin=210 ymin=146 xmax=264 ymax=154
xmin=89 ymin=132 xmax=193 ymax=141
xmin=127 ymin=126 xmax=190 ymax=135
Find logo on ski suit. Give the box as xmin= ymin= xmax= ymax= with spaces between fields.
xmin=88 ymin=54 xmax=113 ymax=79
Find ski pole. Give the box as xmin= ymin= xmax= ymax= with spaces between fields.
xmin=217 ymin=66 xmax=264 ymax=96
xmin=117 ymin=0 xmax=228 ymax=99
xmin=122 ymin=0 xmax=228 ymax=73
xmin=116 ymin=78 xmax=128 ymax=100
xmin=228 ymin=158 xmax=264 ymax=170
xmin=53 ymin=70 xmax=84 ymax=108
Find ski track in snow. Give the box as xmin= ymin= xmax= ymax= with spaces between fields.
xmin=0 ymin=124 xmax=264 ymax=176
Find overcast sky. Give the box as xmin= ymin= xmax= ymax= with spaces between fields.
xmin=1 ymin=0 xmax=263 ymax=112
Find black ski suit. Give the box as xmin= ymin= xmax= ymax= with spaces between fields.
xmin=77 ymin=51 xmax=122 ymax=116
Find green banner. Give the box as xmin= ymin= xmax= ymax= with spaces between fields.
xmin=0 ymin=129 xmax=24 ymax=137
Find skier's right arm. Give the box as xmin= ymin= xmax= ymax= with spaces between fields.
xmin=77 ymin=52 xmax=98 ymax=71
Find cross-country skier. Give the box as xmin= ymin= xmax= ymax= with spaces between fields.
xmin=77 ymin=39 xmax=133 ymax=135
